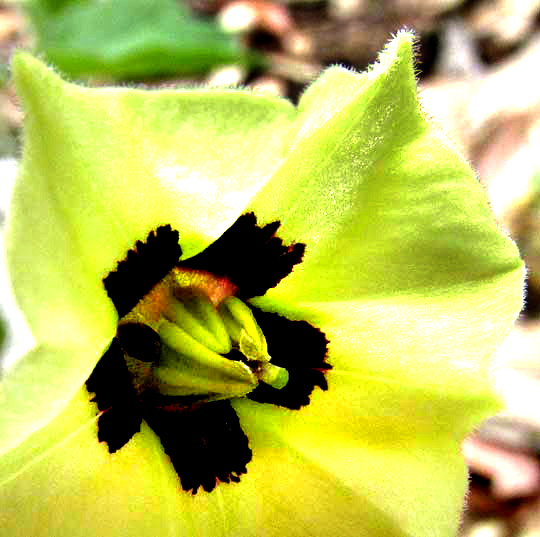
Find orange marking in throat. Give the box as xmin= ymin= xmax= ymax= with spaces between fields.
xmin=172 ymin=267 xmax=238 ymax=306
xmin=121 ymin=267 xmax=238 ymax=326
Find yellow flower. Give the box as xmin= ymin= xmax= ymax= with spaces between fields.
xmin=0 ymin=32 xmax=524 ymax=537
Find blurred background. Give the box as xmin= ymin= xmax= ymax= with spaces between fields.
xmin=0 ymin=1 xmax=540 ymax=535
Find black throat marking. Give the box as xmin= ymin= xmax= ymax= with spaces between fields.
xmin=86 ymin=213 xmax=331 ymax=494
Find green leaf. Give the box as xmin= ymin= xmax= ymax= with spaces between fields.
xmin=26 ymin=0 xmax=257 ymax=79
xmin=32 ymin=0 xmax=81 ymax=13
xmin=0 ymin=32 xmax=524 ymax=537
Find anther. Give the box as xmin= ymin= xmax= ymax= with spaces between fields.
xmin=155 ymin=319 xmax=257 ymax=398
xmin=164 ymin=291 xmax=231 ymax=354
xmin=219 ymin=297 xmax=270 ymax=363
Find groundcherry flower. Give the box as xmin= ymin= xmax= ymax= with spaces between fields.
xmin=0 ymin=32 xmax=524 ymax=537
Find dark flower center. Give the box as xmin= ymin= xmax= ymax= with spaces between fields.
xmin=86 ymin=213 xmax=331 ymax=494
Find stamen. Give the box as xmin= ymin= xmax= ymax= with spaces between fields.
xmin=164 ymin=293 xmax=231 ymax=355
xmin=117 ymin=264 xmax=291 ymax=401
xmin=179 ymin=290 xmax=232 ymax=353
xmin=219 ymin=297 xmax=270 ymax=363
xmin=157 ymin=319 xmax=256 ymax=387
xmin=153 ymin=364 xmax=256 ymax=398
